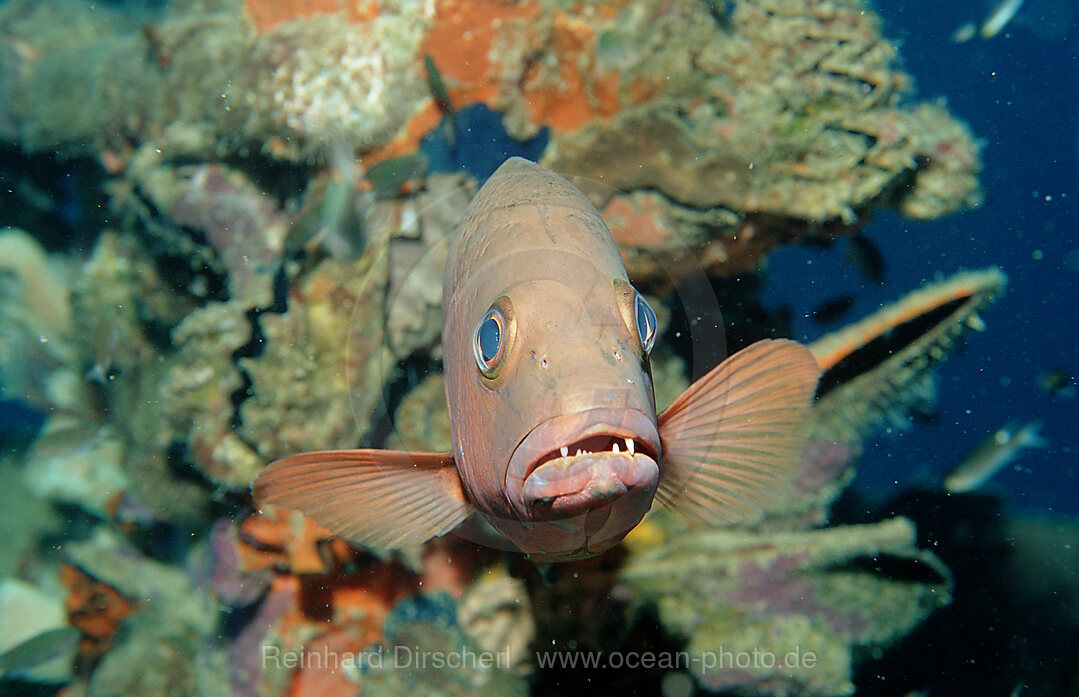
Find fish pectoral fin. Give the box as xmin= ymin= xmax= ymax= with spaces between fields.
xmin=655 ymin=339 xmax=820 ymax=525
xmin=252 ymin=449 xmax=473 ymax=549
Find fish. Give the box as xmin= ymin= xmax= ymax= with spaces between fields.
xmin=285 ymin=137 xmax=367 ymax=258
xmin=953 ymin=0 xmax=1071 ymax=43
xmin=811 ymin=295 xmax=857 ymax=324
xmin=254 ymin=157 xmax=819 ymax=562
xmin=85 ymin=314 xmax=125 ymax=385
xmin=845 ymin=233 xmax=885 ymax=285
xmin=1037 ymin=368 xmax=1074 ymax=398
xmin=0 ymin=626 xmax=79 ymax=680
xmin=943 ymin=420 xmax=1048 ymax=494
xmin=364 ymin=153 xmax=429 ymax=200
xmin=424 ymin=54 xmax=457 ymax=155
xmin=980 ymin=0 xmax=1027 ymax=39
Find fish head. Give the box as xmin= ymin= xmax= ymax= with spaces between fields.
xmin=443 ymin=158 xmax=663 ymax=559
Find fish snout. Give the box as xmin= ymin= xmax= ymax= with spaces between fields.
xmin=505 ymin=407 xmax=662 ymax=523
xmin=524 ymin=447 xmax=659 ymax=521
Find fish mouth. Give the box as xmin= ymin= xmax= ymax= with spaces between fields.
xmin=505 ymin=408 xmax=661 ymax=522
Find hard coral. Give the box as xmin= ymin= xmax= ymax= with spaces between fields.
xmin=158 ymin=300 xmax=261 ymax=489
xmin=224 ymin=527 xmax=421 ymax=697
xmin=253 ymin=12 xmax=429 ymax=150
xmin=1 ymin=0 xmax=981 ymax=281
xmin=542 ymin=0 xmax=983 ymax=276
xmin=0 ymin=228 xmax=79 ymax=410
xmin=237 ymin=249 xmax=395 ymax=461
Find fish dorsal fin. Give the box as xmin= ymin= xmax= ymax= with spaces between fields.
xmin=252 ymin=449 xmax=474 ymax=549
xmin=656 ymin=339 xmax=820 ymax=525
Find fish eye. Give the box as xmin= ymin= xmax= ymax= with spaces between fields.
xmin=635 ymin=293 xmax=658 ymax=354
xmin=473 ymin=307 xmax=506 ymax=377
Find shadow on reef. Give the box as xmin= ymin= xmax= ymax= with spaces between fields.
xmin=0 ymin=680 xmax=65 ymax=697
xmin=834 ymin=489 xmax=1079 ymax=697
xmin=510 ymin=550 xmax=686 ymax=697
xmin=661 ymin=271 xmax=795 ymax=380
xmin=0 ymin=146 xmax=108 ymax=256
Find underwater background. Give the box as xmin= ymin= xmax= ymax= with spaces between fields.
xmin=764 ymin=0 xmax=1079 ymax=518
xmin=0 ymin=0 xmax=1075 ymax=696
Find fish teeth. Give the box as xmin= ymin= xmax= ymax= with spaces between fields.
xmin=576 ymin=449 xmax=583 ymax=457
xmin=560 ymin=446 xmax=569 ymax=457
xmin=626 ymin=438 xmax=634 ymax=455
xmin=612 ymin=441 xmax=620 ymax=453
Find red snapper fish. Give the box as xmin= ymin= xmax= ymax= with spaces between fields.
xmin=254 ymin=157 xmax=819 ymax=561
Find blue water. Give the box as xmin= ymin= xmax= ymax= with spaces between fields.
xmin=764 ymin=2 xmax=1079 ymax=516
xmin=422 ymin=103 xmax=549 ymax=181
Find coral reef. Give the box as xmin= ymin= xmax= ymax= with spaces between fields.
xmin=0 ymin=578 xmax=75 ymax=682
xmin=236 ymin=251 xmax=392 ymax=462
xmin=0 ymin=228 xmax=81 ymax=411
xmin=23 ymin=417 xmax=128 ymax=519
xmin=360 ymin=593 xmax=528 ymax=696
xmin=0 ymin=251 xmax=996 ymax=695
xmin=0 ymin=455 xmax=62 ymax=576
xmin=253 ymin=12 xmax=428 ymax=151
xmin=767 ymin=267 xmax=1008 ymax=526
xmin=0 ymin=0 xmax=433 ymax=160
xmin=621 ymin=518 xmax=951 ymax=696
xmin=455 ymin=568 xmax=535 ymax=674
xmin=0 ymin=0 xmax=1005 ymax=695
xmin=61 ymin=529 xmax=231 ymax=697
xmin=0 ymin=0 xmax=979 ymax=277
xmin=209 ymin=508 xmax=525 ymax=697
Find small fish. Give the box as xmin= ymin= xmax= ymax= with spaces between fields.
xmin=255 ymin=158 xmax=819 ymax=562
xmin=287 ymin=137 xmax=367 ymax=257
xmin=85 ymin=315 xmax=125 ymax=385
xmin=845 ymin=234 xmax=885 ymax=285
xmin=980 ymin=0 xmax=1026 ymax=39
xmin=363 ymin=153 xmax=429 ymax=200
xmin=943 ymin=420 xmax=1048 ymax=494
xmin=0 ymin=626 xmax=79 ymax=680
xmin=424 ymin=54 xmax=457 ymax=155
xmin=1037 ymin=369 xmax=1075 ymax=399
xmin=701 ymin=0 xmax=733 ymax=27
xmin=811 ymin=295 xmax=856 ymax=324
